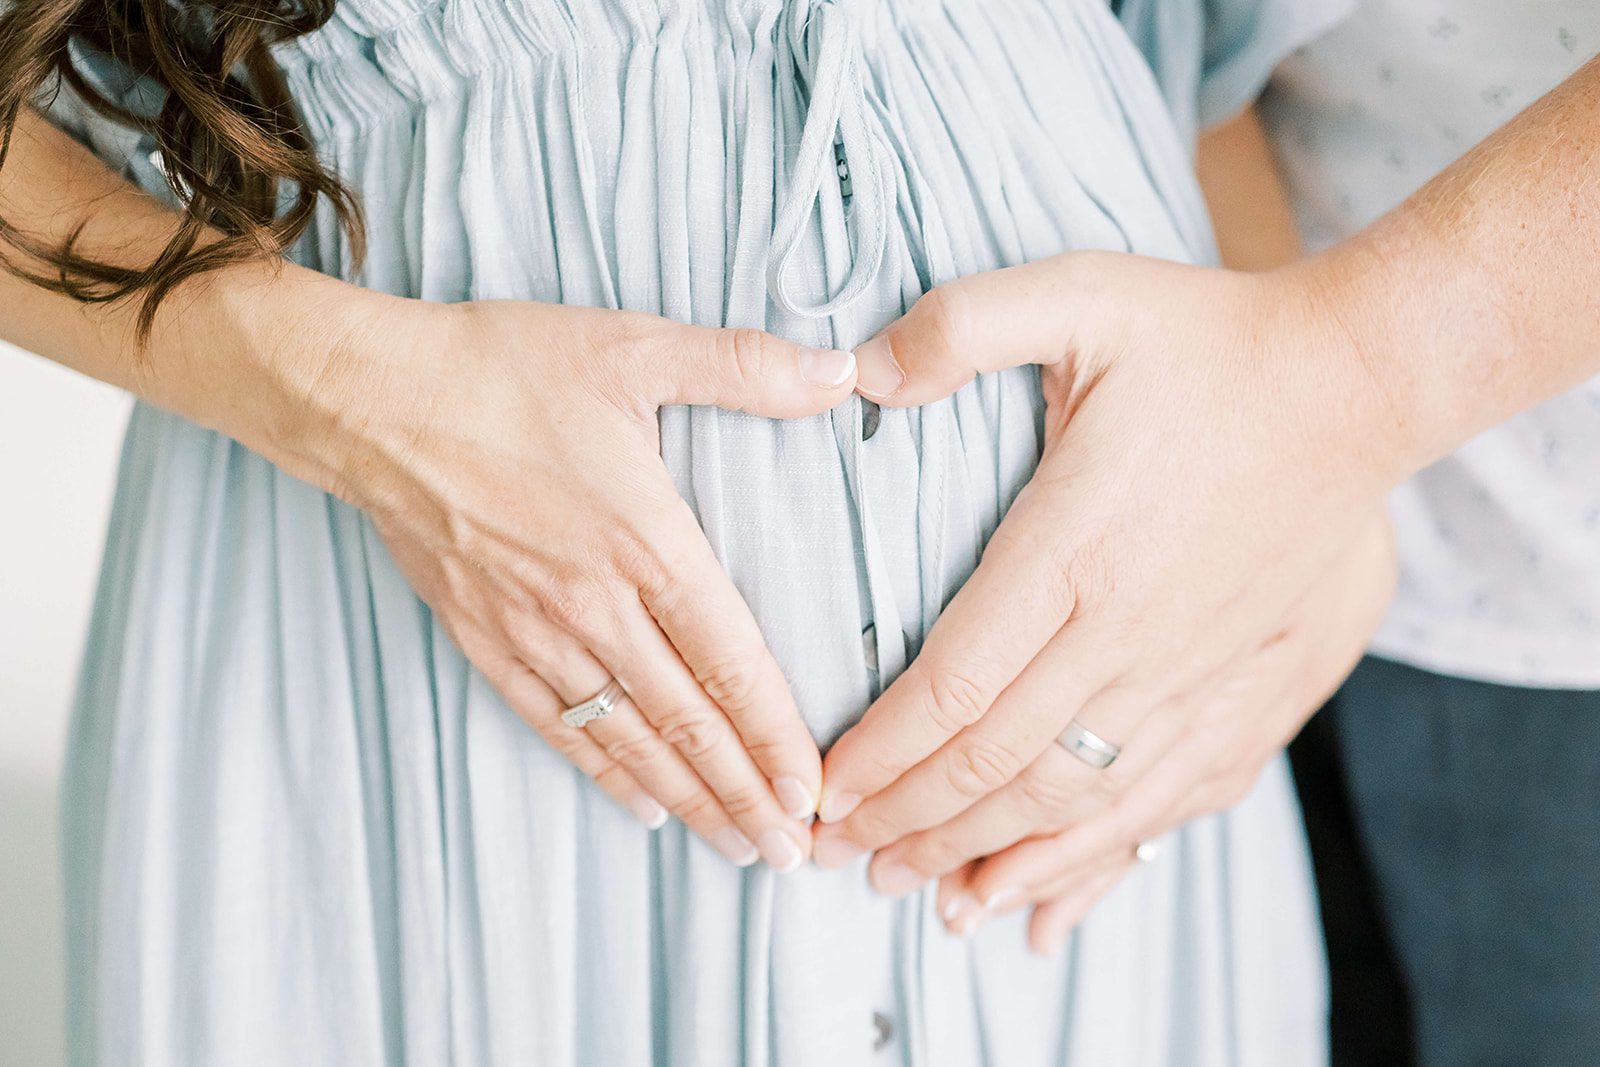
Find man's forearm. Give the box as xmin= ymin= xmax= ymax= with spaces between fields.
xmin=1296 ymin=54 xmax=1600 ymax=481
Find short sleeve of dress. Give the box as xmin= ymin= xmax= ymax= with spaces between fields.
xmin=31 ymin=43 xmax=175 ymax=204
xmin=1115 ymin=0 xmax=1355 ymax=145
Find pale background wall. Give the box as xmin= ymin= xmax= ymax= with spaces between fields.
xmin=0 ymin=339 xmax=132 ymax=1067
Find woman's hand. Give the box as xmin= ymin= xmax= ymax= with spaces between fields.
xmin=271 ymin=290 xmax=859 ymax=872
xmin=924 ymin=507 xmax=1394 ymax=951
xmin=3 ymin=109 xmax=854 ymax=872
xmin=811 ymin=250 xmax=1400 ymax=877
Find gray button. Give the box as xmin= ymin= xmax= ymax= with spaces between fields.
xmin=861 ymin=400 xmax=881 ymax=440
xmin=871 ymin=1011 xmax=893 ymax=1052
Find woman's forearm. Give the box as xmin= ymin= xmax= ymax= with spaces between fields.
xmin=1196 ymin=105 xmax=1303 ymax=274
xmin=1291 ymin=53 xmax=1600 ymax=482
xmin=0 ymin=107 xmax=408 ymax=498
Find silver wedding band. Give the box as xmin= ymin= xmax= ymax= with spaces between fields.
xmin=1055 ymin=719 xmax=1121 ymax=770
xmin=561 ymin=678 xmax=626 ymax=728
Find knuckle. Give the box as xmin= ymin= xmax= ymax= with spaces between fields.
xmin=857 ymin=744 xmax=909 ymax=784
xmin=914 ymin=283 xmax=973 ymax=362
xmin=606 ymin=523 xmax=675 ymax=597
xmin=1046 ymin=528 xmax=1118 ymax=620
xmin=710 ymin=781 xmax=766 ymax=820
xmin=1017 ymin=765 xmax=1077 ymax=816
xmin=601 ymin=729 xmax=665 ymax=771
xmin=694 ymin=649 xmax=765 ymax=715
xmin=739 ymin=732 xmax=791 ymax=772
xmin=718 ymin=328 xmax=772 ymax=407
xmin=945 ymin=736 xmax=1024 ymax=799
xmin=535 ymin=576 xmax=607 ymax=636
xmin=654 ymin=705 xmax=728 ymax=762
xmin=923 ymin=667 xmax=991 ymax=734
xmin=671 ymin=790 xmax=722 ymax=827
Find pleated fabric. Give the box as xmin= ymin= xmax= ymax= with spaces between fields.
xmin=60 ymin=0 xmax=1327 ymax=1063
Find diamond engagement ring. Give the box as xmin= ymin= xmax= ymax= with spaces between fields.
xmin=1055 ymin=719 xmax=1122 ymax=769
xmin=561 ymin=678 xmax=626 ymax=728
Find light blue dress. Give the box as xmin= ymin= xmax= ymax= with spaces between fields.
xmin=57 ymin=0 xmax=1334 ymax=1062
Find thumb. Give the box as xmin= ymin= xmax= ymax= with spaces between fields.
xmin=853 ymin=252 xmax=1119 ymax=408
xmin=621 ymin=314 xmax=859 ymax=418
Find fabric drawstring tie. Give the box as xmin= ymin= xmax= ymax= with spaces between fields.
xmin=766 ymin=0 xmax=893 ymax=318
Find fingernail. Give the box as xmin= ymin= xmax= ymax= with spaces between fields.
xmin=952 ymin=905 xmax=991 ymax=938
xmin=817 ymin=791 xmax=861 ymax=824
xmin=870 ymin=858 xmax=928 ymax=897
xmin=710 ymin=826 xmax=760 ymax=867
xmin=941 ymin=892 xmax=988 ymax=936
xmin=798 ymin=347 xmax=856 ymax=388
xmin=758 ymin=829 xmax=805 ymax=874
xmin=812 ymin=835 xmax=866 ymax=869
xmin=773 ymin=777 xmax=816 ymax=820
xmin=628 ymin=793 xmax=669 ymax=830
xmin=983 ymin=886 xmax=1022 ymax=911
xmin=853 ymin=336 xmax=904 ymax=400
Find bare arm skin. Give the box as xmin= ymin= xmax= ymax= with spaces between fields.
xmin=1315 ymin=53 xmax=1600 ymax=478
xmin=2 ymin=106 xmax=861 ymax=872
xmin=0 ymin=108 xmax=382 ymax=492
xmin=1196 ymin=105 xmax=1304 ymax=272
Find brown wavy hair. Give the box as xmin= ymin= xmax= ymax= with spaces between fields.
xmin=0 ymin=0 xmax=364 ymax=339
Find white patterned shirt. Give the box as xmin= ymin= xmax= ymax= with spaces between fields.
xmin=1261 ymin=0 xmax=1600 ymax=687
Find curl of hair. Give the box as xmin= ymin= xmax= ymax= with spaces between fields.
xmin=0 ymin=0 xmax=364 ymax=340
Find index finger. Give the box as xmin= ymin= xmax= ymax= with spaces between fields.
xmin=813 ymin=623 xmax=1127 ymax=867
xmin=815 ymin=483 xmax=1089 ymax=824
xmin=631 ymin=495 xmax=824 ymax=819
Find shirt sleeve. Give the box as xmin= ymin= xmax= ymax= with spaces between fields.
xmin=1115 ymin=0 xmax=1355 ymax=145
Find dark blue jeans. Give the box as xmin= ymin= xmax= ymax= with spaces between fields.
xmin=1303 ymin=656 xmax=1600 ymax=1067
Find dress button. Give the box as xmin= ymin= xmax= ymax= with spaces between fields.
xmin=871 ymin=1011 xmax=894 ymax=1052
xmin=861 ymin=400 xmax=882 ymax=440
